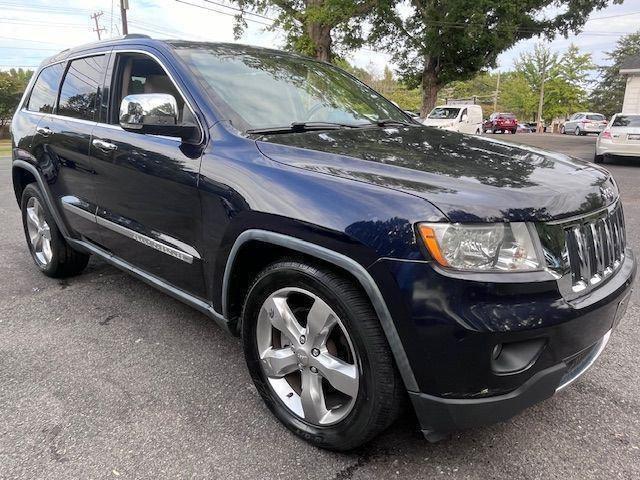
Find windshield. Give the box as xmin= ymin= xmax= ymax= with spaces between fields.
xmin=612 ymin=115 xmax=640 ymax=127
xmin=428 ymin=107 xmax=460 ymax=119
xmin=498 ymin=113 xmax=516 ymax=119
xmin=174 ymin=45 xmax=407 ymax=131
xmin=587 ymin=114 xmax=605 ymax=121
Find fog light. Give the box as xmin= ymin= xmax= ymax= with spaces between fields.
xmin=491 ymin=338 xmax=546 ymax=374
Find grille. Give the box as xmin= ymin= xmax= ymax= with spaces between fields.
xmin=564 ymin=204 xmax=626 ymax=293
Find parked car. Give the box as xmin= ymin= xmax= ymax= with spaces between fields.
xmin=11 ymin=37 xmax=636 ymax=451
xmin=561 ymin=112 xmax=607 ymax=135
xmin=483 ymin=112 xmax=518 ymax=134
xmin=516 ymin=122 xmax=534 ymax=133
xmin=524 ymin=121 xmax=547 ymax=133
xmin=421 ymin=104 xmax=483 ymax=134
xmin=595 ymin=113 xmax=640 ymax=163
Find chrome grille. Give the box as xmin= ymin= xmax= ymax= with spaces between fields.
xmin=564 ymin=204 xmax=626 ymax=293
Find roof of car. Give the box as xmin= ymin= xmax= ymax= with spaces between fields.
xmin=39 ymin=35 xmax=310 ymax=68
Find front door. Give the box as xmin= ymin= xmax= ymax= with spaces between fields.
xmin=90 ymin=50 xmax=207 ymax=298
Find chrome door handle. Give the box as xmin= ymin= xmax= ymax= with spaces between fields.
xmin=36 ymin=126 xmax=53 ymax=136
xmin=92 ymin=138 xmax=117 ymax=152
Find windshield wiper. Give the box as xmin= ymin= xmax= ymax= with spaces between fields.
xmin=367 ymin=118 xmax=414 ymax=127
xmin=246 ymin=122 xmax=362 ymax=135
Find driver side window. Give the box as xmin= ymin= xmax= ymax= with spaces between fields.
xmin=110 ymin=53 xmax=196 ymax=126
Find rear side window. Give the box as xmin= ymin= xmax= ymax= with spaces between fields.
xmin=586 ymin=114 xmax=605 ymax=121
xmin=612 ymin=115 xmax=640 ymax=127
xmin=26 ymin=63 xmax=65 ymax=113
xmin=58 ymin=55 xmax=106 ymax=121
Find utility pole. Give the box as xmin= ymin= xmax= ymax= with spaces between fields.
xmin=493 ymin=69 xmax=500 ymax=113
xmin=536 ymin=61 xmax=547 ymax=134
xmin=91 ymin=11 xmax=106 ymax=40
xmin=120 ymin=0 xmax=129 ymax=35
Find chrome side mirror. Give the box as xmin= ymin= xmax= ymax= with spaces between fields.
xmin=119 ymin=93 xmax=199 ymax=143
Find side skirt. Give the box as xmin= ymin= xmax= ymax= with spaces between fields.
xmin=67 ymin=238 xmax=230 ymax=332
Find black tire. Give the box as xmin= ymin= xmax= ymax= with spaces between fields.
xmin=21 ymin=183 xmax=90 ymax=278
xmin=575 ymin=126 xmax=582 ymax=136
xmin=560 ymin=125 xmax=566 ymax=134
xmin=241 ymin=260 xmax=404 ymax=451
xmin=594 ymin=154 xmax=605 ymax=164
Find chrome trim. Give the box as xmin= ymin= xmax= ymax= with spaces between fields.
xmin=222 ymin=229 xmax=419 ymax=392
xmin=66 ymin=237 xmax=228 ymax=331
xmin=95 ymin=215 xmax=195 ymax=264
xmin=61 ymin=201 xmax=97 ymax=222
xmin=92 ymin=138 xmax=118 ymax=151
xmin=556 ymin=330 xmax=611 ymax=391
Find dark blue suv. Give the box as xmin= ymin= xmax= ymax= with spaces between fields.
xmin=11 ymin=35 xmax=636 ymax=450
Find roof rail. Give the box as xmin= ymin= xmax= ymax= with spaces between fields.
xmin=122 ymin=34 xmax=151 ymax=39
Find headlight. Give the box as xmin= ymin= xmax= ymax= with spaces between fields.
xmin=418 ymin=222 xmax=542 ymax=272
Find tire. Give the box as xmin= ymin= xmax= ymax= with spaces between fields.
xmin=510 ymin=129 xmax=517 ymax=134
xmin=575 ymin=126 xmax=582 ymax=136
xmin=241 ymin=260 xmax=404 ymax=451
xmin=594 ymin=153 xmax=605 ymax=164
xmin=560 ymin=125 xmax=566 ymax=134
xmin=21 ymin=183 xmax=90 ymax=278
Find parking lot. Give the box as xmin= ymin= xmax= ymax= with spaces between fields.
xmin=1 ymin=133 xmax=639 ymax=479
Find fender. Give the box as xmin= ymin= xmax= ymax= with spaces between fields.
xmin=222 ymin=229 xmax=419 ymax=392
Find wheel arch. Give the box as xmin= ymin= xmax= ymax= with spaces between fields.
xmin=222 ymin=229 xmax=419 ymax=392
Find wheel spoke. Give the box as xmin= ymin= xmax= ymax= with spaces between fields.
xmin=315 ymin=353 xmax=358 ymax=398
xmin=300 ymin=371 xmax=329 ymax=424
xmin=41 ymin=237 xmax=53 ymax=263
xmin=305 ymin=297 xmax=337 ymax=346
xmin=26 ymin=207 xmax=39 ymax=230
xmin=260 ymin=347 xmax=299 ymax=378
xmin=262 ymin=296 xmax=304 ymax=345
xmin=34 ymin=233 xmax=43 ymax=252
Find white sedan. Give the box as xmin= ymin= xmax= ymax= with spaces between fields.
xmin=595 ymin=113 xmax=640 ymax=163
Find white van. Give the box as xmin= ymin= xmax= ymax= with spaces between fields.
xmin=421 ymin=104 xmax=483 ymax=134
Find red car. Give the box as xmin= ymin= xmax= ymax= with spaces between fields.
xmin=483 ymin=112 xmax=518 ymax=134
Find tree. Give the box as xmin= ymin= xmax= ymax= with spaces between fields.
xmin=370 ymin=0 xmax=616 ymax=117
xmin=590 ymin=30 xmax=640 ymax=117
xmin=0 ymin=68 xmax=33 ymax=128
xmin=556 ymin=43 xmax=594 ymax=116
xmin=499 ymin=72 xmax=538 ymax=121
xmin=232 ymin=0 xmax=383 ymax=61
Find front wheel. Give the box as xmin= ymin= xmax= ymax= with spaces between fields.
xmin=560 ymin=125 xmax=566 ymax=134
xmin=241 ymin=260 xmax=403 ymax=450
xmin=575 ymin=126 xmax=582 ymax=136
xmin=21 ymin=183 xmax=90 ymax=277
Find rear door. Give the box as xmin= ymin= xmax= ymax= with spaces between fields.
xmin=30 ymin=54 xmax=109 ymax=242
xmin=89 ymin=49 xmax=207 ymax=298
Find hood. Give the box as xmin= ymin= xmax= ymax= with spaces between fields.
xmin=255 ymin=125 xmax=617 ymax=223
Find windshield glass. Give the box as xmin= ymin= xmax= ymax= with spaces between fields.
xmin=428 ymin=107 xmax=460 ymax=119
xmin=174 ymin=45 xmax=407 ymax=131
xmin=498 ymin=113 xmax=516 ymax=119
xmin=612 ymin=115 xmax=640 ymax=127
xmin=587 ymin=114 xmax=605 ymax=121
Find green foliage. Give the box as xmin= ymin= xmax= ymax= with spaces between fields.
xmin=499 ymin=72 xmax=538 ymax=120
xmin=589 ymin=30 xmax=640 ymax=117
xmin=0 ymin=68 xmax=33 ymax=127
xmin=232 ymin=0 xmax=382 ymax=61
xmin=369 ymin=0 xmax=616 ymax=114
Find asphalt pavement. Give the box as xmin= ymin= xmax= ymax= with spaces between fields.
xmin=1 ymin=133 xmax=639 ymax=479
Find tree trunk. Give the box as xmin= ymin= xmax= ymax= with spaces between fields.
xmin=420 ymin=66 xmax=440 ymax=118
xmin=307 ymin=21 xmax=332 ymax=62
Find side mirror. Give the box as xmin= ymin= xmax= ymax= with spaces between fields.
xmin=460 ymin=114 xmax=469 ymax=122
xmin=119 ymin=93 xmax=199 ymax=143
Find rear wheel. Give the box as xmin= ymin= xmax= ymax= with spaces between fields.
xmin=560 ymin=125 xmax=566 ymax=134
xmin=575 ymin=126 xmax=582 ymax=136
xmin=594 ymin=153 xmax=605 ymax=164
xmin=21 ymin=183 xmax=90 ymax=277
xmin=242 ymin=260 xmax=403 ymax=450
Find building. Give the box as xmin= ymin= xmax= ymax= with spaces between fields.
xmin=621 ymin=55 xmax=640 ymax=114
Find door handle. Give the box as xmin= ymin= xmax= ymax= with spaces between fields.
xmin=36 ymin=126 xmax=53 ymax=136
xmin=92 ymin=138 xmax=118 ymax=152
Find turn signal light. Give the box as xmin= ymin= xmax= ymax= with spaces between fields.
xmin=417 ymin=225 xmax=449 ymax=266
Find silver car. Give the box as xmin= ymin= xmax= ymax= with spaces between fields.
xmin=595 ymin=113 xmax=640 ymax=163
xmin=561 ymin=112 xmax=607 ymax=135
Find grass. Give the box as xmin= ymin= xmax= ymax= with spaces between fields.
xmin=0 ymin=139 xmax=11 ymax=157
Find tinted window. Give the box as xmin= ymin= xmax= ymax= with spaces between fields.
xmin=58 ymin=55 xmax=106 ymax=121
xmin=498 ymin=113 xmax=516 ymax=119
xmin=612 ymin=115 xmax=640 ymax=127
xmin=586 ymin=114 xmax=605 ymax=121
xmin=26 ymin=63 xmax=64 ymax=113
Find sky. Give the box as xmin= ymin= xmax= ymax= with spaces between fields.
xmin=0 ymin=0 xmax=639 ymax=77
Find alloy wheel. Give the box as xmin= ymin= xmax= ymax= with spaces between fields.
xmin=256 ymin=287 xmax=359 ymax=426
xmin=25 ymin=197 xmax=53 ymax=266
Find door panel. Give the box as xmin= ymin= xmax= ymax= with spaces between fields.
xmin=90 ymin=125 xmax=206 ymax=297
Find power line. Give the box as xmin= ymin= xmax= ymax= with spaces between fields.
xmin=174 ymin=0 xmax=274 ymax=27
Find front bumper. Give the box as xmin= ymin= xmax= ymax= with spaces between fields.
xmin=369 ymin=249 xmax=635 ymax=438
